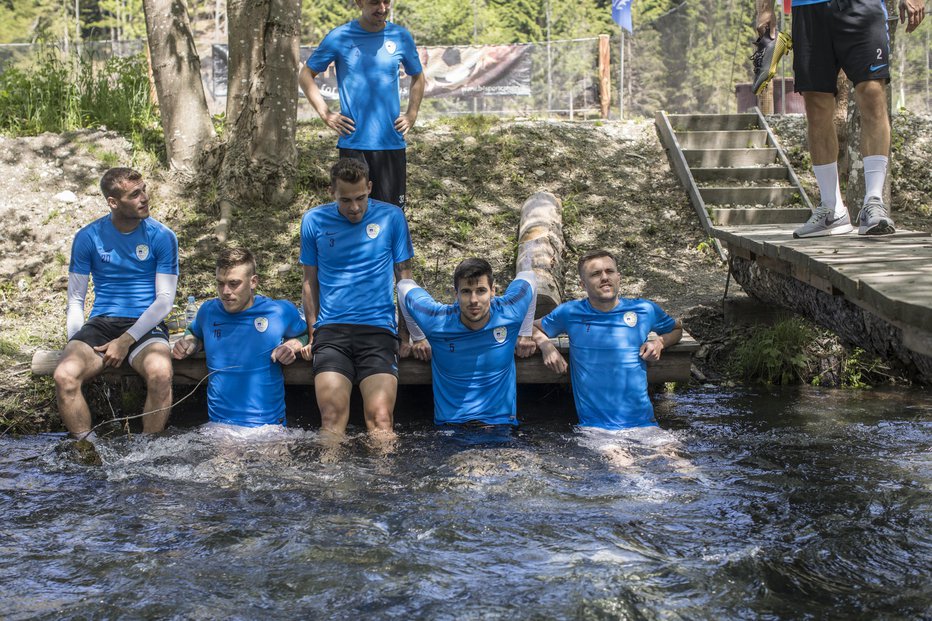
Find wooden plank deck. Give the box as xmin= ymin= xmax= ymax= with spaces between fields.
xmin=714 ymin=224 xmax=932 ymax=352
xmin=30 ymin=334 xmax=700 ymax=385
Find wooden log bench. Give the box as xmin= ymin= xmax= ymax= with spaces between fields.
xmin=29 ymin=334 xmax=699 ymax=385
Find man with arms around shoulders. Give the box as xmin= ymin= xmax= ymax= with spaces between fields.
xmin=754 ymin=0 xmax=925 ymax=239
xmin=54 ymin=167 xmax=178 ymax=439
xmin=299 ymin=158 xmax=426 ymax=439
xmin=299 ymin=0 xmax=425 ymax=211
xmin=396 ymin=258 xmax=537 ymax=428
xmin=172 ymin=248 xmax=308 ymax=428
xmin=532 ymin=250 xmax=683 ymax=431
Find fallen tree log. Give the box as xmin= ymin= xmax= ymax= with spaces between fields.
xmin=517 ymin=191 xmax=565 ymax=318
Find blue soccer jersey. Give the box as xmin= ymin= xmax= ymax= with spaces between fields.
xmin=306 ymin=20 xmax=422 ymax=151
xmin=404 ymin=278 xmax=534 ymax=426
xmin=300 ymin=200 xmax=413 ymax=332
xmin=189 ymin=296 xmax=307 ymax=427
xmin=69 ymin=215 xmax=178 ymax=319
xmin=539 ymin=298 xmax=677 ymax=430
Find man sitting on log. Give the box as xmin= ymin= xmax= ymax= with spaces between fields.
xmin=396 ymin=258 xmax=537 ymax=430
xmin=299 ymin=158 xmax=425 ymax=441
xmin=172 ymin=248 xmax=307 ymax=428
xmin=532 ymin=249 xmax=683 ymax=431
xmin=54 ymin=168 xmax=179 ymax=440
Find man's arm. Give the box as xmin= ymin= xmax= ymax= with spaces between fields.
xmin=639 ymin=319 xmax=683 ymax=363
xmin=533 ymin=319 xmax=567 ymax=375
xmin=299 ymin=65 xmax=355 ymax=136
xmin=396 ymin=276 xmax=431 ymax=362
xmin=756 ymin=0 xmax=776 ymax=37
xmin=515 ymin=271 xmax=537 ymax=358
xmin=395 ymin=71 xmax=425 ymax=136
xmin=172 ymin=332 xmax=202 ymax=360
xmin=394 ymin=259 xmax=431 ymax=360
xmin=271 ymin=337 xmax=306 ymax=365
xmin=66 ymin=272 xmax=90 ymax=339
xmin=95 ymin=273 xmax=177 ymax=368
xmin=299 ymin=265 xmax=320 ymax=361
xmin=900 ymin=0 xmax=925 ymax=33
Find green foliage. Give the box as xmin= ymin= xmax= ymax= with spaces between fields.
xmin=731 ymin=317 xmax=815 ymax=385
xmin=0 ymin=46 xmax=158 ymax=141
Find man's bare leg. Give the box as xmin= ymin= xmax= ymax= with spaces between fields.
xmin=53 ymin=341 xmax=105 ymax=436
xmin=315 ymin=371 xmax=353 ymax=436
xmin=803 ymin=91 xmax=839 ymax=166
xmin=359 ymin=373 xmax=397 ymax=437
xmin=854 ymin=79 xmax=889 ymax=159
xmin=130 ymin=343 xmax=173 ymax=433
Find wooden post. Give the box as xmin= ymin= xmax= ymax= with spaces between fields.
xmin=517 ymin=192 xmax=565 ymax=318
xmin=758 ymin=81 xmax=774 ymax=115
xmin=598 ymin=34 xmax=611 ymax=119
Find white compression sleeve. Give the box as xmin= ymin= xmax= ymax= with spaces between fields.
xmin=126 ymin=273 xmax=178 ymax=342
xmin=66 ymin=272 xmax=90 ymax=340
xmin=515 ymin=270 xmax=537 ymax=337
xmin=396 ymin=279 xmax=427 ymax=341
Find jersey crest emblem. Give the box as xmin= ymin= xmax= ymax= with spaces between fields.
xmin=254 ymin=317 xmax=269 ymax=333
xmin=493 ymin=326 xmax=507 ymax=343
xmin=623 ymin=311 xmax=638 ymax=327
xmin=385 ymin=40 xmax=397 ymax=54
xmin=366 ymin=223 xmax=381 ymax=239
xmin=135 ymin=244 xmax=150 ymax=260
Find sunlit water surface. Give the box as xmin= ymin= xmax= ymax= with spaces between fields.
xmin=2 ymin=386 xmax=931 ymax=620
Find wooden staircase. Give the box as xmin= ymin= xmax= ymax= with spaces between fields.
xmin=655 ymin=109 xmax=814 ymax=236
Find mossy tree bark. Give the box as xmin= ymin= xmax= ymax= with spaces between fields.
xmin=142 ymin=0 xmax=217 ymax=172
xmin=216 ymin=0 xmax=301 ymax=240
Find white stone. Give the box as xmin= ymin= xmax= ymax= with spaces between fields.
xmin=54 ymin=191 xmax=79 ymax=203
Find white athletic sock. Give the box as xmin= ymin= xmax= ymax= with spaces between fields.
xmin=812 ymin=162 xmax=846 ymax=217
xmin=862 ymin=155 xmax=888 ymax=204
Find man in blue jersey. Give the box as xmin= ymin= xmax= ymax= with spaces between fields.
xmin=299 ymin=158 xmax=425 ymax=438
xmin=299 ymin=0 xmax=425 ymax=211
xmin=53 ymin=168 xmax=178 ymax=438
xmin=172 ymin=248 xmax=307 ymax=428
xmin=756 ymin=0 xmax=925 ymax=239
xmin=532 ymin=250 xmax=683 ymax=431
xmin=396 ymin=258 xmax=537 ymax=427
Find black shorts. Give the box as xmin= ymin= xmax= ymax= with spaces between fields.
xmin=339 ymin=147 xmax=407 ymax=211
xmin=792 ymin=0 xmax=891 ymax=93
xmin=70 ymin=316 xmax=170 ymax=365
xmin=311 ymin=324 xmax=399 ymax=384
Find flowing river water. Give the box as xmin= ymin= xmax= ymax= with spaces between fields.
xmin=2 ymin=385 xmax=930 ymax=620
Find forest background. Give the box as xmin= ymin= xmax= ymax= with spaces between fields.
xmin=2 ymin=0 xmax=930 ymax=117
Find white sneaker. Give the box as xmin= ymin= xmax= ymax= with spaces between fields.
xmin=857 ymin=196 xmax=896 ymax=235
xmin=793 ymin=204 xmax=854 ymax=239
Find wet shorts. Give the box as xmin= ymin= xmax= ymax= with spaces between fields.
xmin=311 ymin=324 xmax=399 ymax=384
xmin=792 ymin=0 xmax=891 ymax=92
xmin=70 ymin=316 xmax=170 ymax=365
xmin=339 ymin=147 xmax=407 ymax=211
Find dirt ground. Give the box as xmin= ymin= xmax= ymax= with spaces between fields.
xmin=1 ymin=114 xmax=930 ymax=432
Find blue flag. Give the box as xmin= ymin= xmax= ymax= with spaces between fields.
xmin=612 ymin=0 xmax=633 ymax=33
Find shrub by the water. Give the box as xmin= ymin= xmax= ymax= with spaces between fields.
xmin=731 ymin=318 xmax=815 ymax=385
xmin=0 ymin=45 xmax=157 ymax=139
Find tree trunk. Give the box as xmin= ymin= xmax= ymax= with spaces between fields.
xmin=517 ymin=192 xmax=565 ymax=318
xmin=142 ymin=0 xmax=216 ymax=172
xmin=219 ymin=0 xmax=300 ymax=222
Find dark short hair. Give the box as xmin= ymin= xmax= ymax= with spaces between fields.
xmin=216 ymin=247 xmax=257 ymax=275
xmin=100 ymin=167 xmax=142 ymax=199
xmin=577 ymin=249 xmax=617 ymax=277
xmin=453 ymin=258 xmax=494 ymax=290
xmin=330 ymin=157 xmax=369 ymax=188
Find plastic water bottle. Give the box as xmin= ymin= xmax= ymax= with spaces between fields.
xmin=185 ymin=295 xmax=197 ymax=326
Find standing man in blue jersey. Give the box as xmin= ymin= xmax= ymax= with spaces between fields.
xmin=299 ymin=0 xmax=425 ymax=211
xmin=172 ymin=248 xmax=307 ymax=428
xmin=396 ymin=258 xmax=537 ymax=428
xmin=54 ymin=168 xmax=178 ymax=438
xmin=755 ymin=0 xmax=925 ymax=238
xmin=531 ymin=250 xmax=682 ymax=431
xmin=299 ymin=158 xmax=424 ymax=439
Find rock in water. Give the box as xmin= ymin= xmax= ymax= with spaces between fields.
xmin=56 ymin=438 xmax=103 ymax=466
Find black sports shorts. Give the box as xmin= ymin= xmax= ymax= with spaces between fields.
xmin=792 ymin=0 xmax=891 ymax=93
xmin=339 ymin=147 xmax=407 ymax=211
xmin=311 ymin=323 xmax=399 ymax=384
xmin=70 ymin=316 xmax=170 ymax=365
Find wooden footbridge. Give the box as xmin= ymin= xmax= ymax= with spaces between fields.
xmin=656 ymin=109 xmax=932 ymax=373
